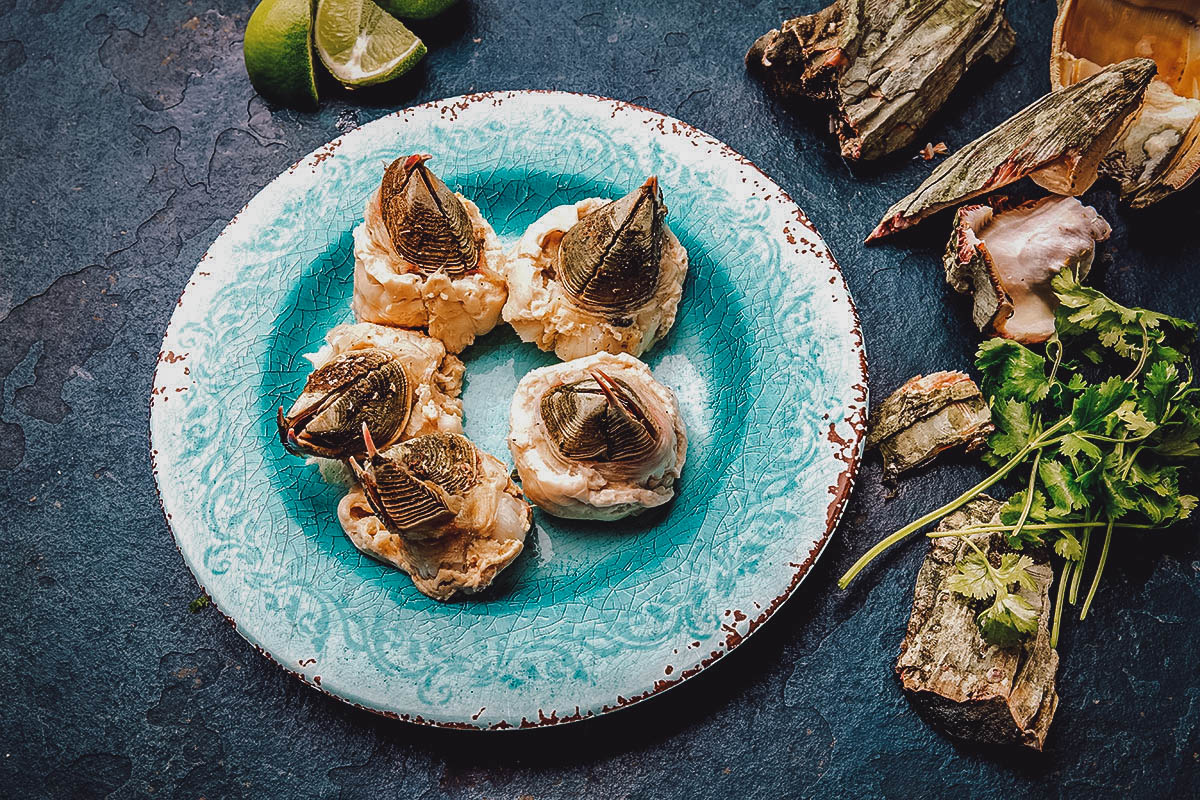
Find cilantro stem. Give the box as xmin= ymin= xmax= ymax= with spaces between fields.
xmin=838 ymin=416 xmax=1072 ymax=589
xmin=926 ymin=521 xmax=1159 ymax=538
xmin=1080 ymin=518 xmax=1115 ymax=619
xmin=1008 ymin=449 xmax=1042 ymax=545
xmin=1125 ymin=322 xmax=1150 ymax=382
xmin=1051 ymin=560 xmax=1070 ymax=648
xmin=1069 ymin=527 xmax=1091 ymax=604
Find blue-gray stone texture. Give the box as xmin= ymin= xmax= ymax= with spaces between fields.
xmin=1 ymin=0 xmax=1197 ymax=797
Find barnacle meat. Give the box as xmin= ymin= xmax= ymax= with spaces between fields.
xmin=353 ymin=155 xmax=507 ymax=353
xmin=287 ymin=323 xmax=465 ymax=461
xmin=340 ymin=431 xmax=532 ymax=600
xmin=869 ymin=58 xmax=1156 ymax=240
xmin=501 ymin=177 xmax=689 ymax=361
xmin=867 ymin=372 xmax=994 ymax=478
xmin=508 ymin=351 xmax=687 ymax=520
xmin=944 ymin=196 xmax=1112 ymax=343
xmin=1051 ymin=0 xmax=1200 ymax=207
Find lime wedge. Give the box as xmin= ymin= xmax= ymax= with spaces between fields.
xmin=315 ymin=0 xmax=427 ymax=88
xmin=376 ymin=0 xmax=458 ymax=20
xmin=243 ymin=0 xmax=319 ymax=110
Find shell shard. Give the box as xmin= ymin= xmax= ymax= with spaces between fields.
xmin=868 ymin=58 xmax=1157 ymax=241
xmin=1051 ymin=0 xmax=1200 ymax=207
xmin=746 ymin=0 xmax=1014 ymax=161
xmin=278 ymin=348 xmax=412 ymax=459
xmin=379 ymin=154 xmax=479 ymax=275
xmin=539 ymin=371 xmax=658 ymax=463
xmin=558 ymin=176 xmax=666 ymax=315
xmin=867 ymin=372 xmax=994 ymax=478
xmin=944 ymin=196 xmax=1111 ymax=343
xmin=354 ymin=432 xmax=480 ymax=536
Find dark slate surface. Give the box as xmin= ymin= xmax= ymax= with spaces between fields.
xmin=2 ymin=0 xmax=1198 ymax=797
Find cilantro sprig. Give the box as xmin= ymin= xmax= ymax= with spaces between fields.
xmin=841 ymin=270 xmax=1199 ymax=646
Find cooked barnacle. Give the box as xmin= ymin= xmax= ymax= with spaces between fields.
xmin=746 ymin=0 xmax=1015 ymax=162
xmin=867 ymin=372 xmax=994 ymax=478
xmin=868 ymin=58 xmax=1156 ymax=240
xmin=380 ymin=154 xmax=478 ymax=275
xmin=502 ymin=179 xmax=689 ymax=361
xmin=1051 ymin=0 xmax=1200 ymax=207
xmin=540 ymin=372 xmax=658 ymax=462
xmin=558 ymin=177 xmax=665 ymax=314
xmin=353 ymin=154 xmax=507 ymax=354
xmin=339 ymin=429 xmax=532 ymax=600
xmin=944 ymin=196 xmax=1111 ymax=343
xmin=278 ymin=348 xmax=412 ymax=459
xmin=508 ymin=352 xmax=688 ymax=520
xmin=300 ymin=323 xmax=466 ymax=458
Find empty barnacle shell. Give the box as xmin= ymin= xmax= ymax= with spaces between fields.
xmin=868 ymin=58 xmax=1156 ymax=241
xmin=558 ymin=176 xmax=666 ymax=315
xmin=379 ymin=154 xmax=479 ymax=275
xmin=944 ymin=196 xmax=1111 ymax=344
xmin=1051 ymin=0 xmax=1200 ymax=207
xmin=351 ymin=428 xmax=480 ymax=538
xmin=868 ymin=372 xmax=994 ymax=478
xmin=278 ymin=348 xmax=412 ymax=460
xmin=539 ymin=371 xmax=659 ymax=463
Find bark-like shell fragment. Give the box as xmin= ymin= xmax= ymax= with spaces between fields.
xmin=868 ymin=58 xmax=1156 ymax=240
xmin=867 ymin=372 xmax=994 ymax=478
xmin=379 ymin=154 xmax=479 ymax=275
xmin=944 ymin=196 xmax=1111 ymax=343
xmin=1051 ymin=0 xmax=1200 ymax=207
xmin=745 ymin=0 xmax=1014 ymax=161
xmin=278 ymin=348 xmax=412 ymax=460
xmin=558 ymin=176 xmax=666 ymax=315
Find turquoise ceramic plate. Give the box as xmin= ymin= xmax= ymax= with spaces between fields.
xmin=151 ymin=91 xmax=867 ymax=729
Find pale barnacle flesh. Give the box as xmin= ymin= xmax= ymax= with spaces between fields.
xmin=867 ymin=372 xmax=994 ymax=478
xmin=501 ymin=177 xmax=689 ymax=361
xmin=944 ymin=196 xmax=1111 ymax=343
xmin=1052 ymin=0 xmax=1200 ymax=207
xmin=508 ymin=351 xmax=687 ymax=520
xmin=353 ymin=154 xmax=507 ymax=353
xmin=340 ymin=430 xmax=532 ymax=600
xmin=278 ymin=347 xmax=412 ymax=460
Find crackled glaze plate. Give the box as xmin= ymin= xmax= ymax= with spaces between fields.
xmin=150 ymin=91 xmax=867 ymax=729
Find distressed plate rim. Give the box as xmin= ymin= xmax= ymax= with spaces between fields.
xmin=149 ymin=90 xmax=868 ymax=729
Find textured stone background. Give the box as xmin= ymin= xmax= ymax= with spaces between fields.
xmin=2 ymin=0 xmax=1198 ymax=797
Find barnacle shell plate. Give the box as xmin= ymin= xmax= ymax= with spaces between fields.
xmin=501 ymin=198 xmax=689 ymax=361
xmin=509 ymin=352 xmax=687 ymax=520
xmin=353 ymin=187 xmax=507 ymax=353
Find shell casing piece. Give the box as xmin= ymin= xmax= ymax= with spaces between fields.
xmin=279 ymin=348 xmax=412 ymax=459
xmin=558 ymin=176 xmax=665 ymax=315
xmin=359 ymin=432 xmax=481 ymax=534
xmin=379 ymin=154 xmax=479 ymax=276
xmin=539 ymin=375 xmax=659 ymax=463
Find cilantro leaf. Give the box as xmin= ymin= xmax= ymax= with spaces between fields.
xmin=978 ymin=591 xmax=1040 ymax=647
xmin=986 ymin=398 xmax=1035 ymax=461
xmin=1054 ymin=532 xmax=1083 ymax=561
xmin=944 ymin=551 xmax=997 ymax=601
xmin=1071 ymin=377 xmax=1131 ymax=433
xmin=1039 ymin=458 xmax=1087 ymax=515
xmin=976 ymin=339 xmax=1050 ymax=402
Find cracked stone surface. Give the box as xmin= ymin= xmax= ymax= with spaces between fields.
xmin=1 ymin=0 xmax=1198 ymax=797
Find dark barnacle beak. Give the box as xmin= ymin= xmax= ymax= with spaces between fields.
xmin=350 ymin=425 xmax=479 ymax=537
xmin=379 ymin=154 xmax=479 ymax=276
xmin=558 ymin=176 xmax=666 ymax=316
xmin=539 ymin=369 xmax=658 ymax=463
xmin=277 ymin=348 xmax=412 ymax=460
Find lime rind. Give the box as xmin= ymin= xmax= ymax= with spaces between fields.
xmin=243 ymin=0 xmax=320 ymax=110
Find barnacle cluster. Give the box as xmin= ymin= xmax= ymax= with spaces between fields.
xmin=276 ymin=157 xmax=691 ymax=599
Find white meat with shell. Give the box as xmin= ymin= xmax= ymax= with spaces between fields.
xmin=508 ymin=351 xmax=687 ymax=520
xmin=944 ymin=196 xmax=1111 ymax=343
